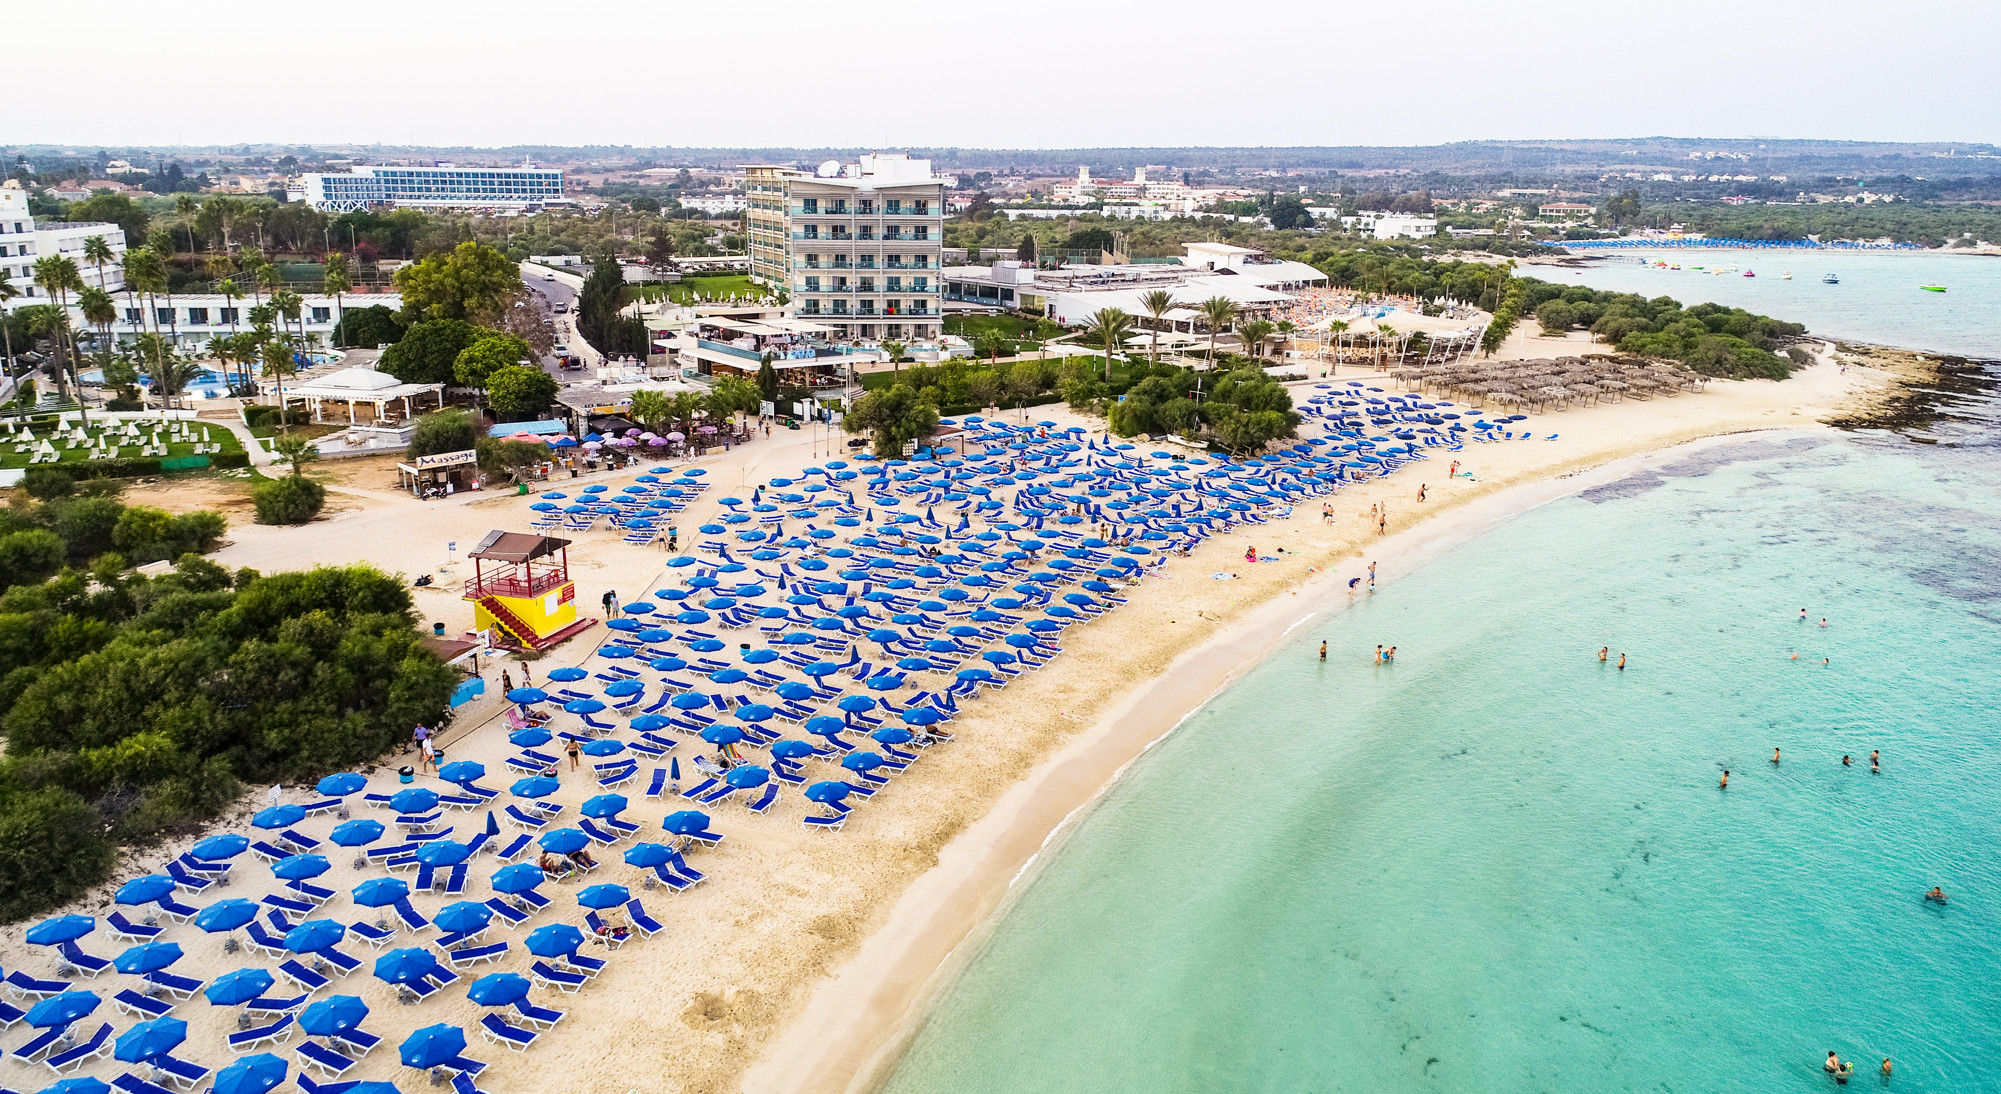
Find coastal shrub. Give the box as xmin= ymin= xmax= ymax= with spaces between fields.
xmin=379 ymin=318 xmax=487 ymax=385
xmin=1107 ymin=364 xmax=1300 ymax=455
xmin=331 ymin=304 xmax=406 ymax=349
xmin=485 ymin=365 xmax=560 ymax=419
xmin=0 ymin=562 xmax=458 ymax=921
xmin=20 ymin=468 xmax=74 ymax=500
xmin=0 ymin=531 xmax=66 ymax=590
xmin=844 ymin=383 xmax=941 ymax=458
xmin=251 ymin=475 xmax=327 ymax=525
xmin=409 ymin=409 xmax=480 ymax=458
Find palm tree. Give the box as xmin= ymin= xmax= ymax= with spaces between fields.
xmin=1326 ymin=319 xmax=1349 ymax=369
xmin=881 ymin=340 xmax=905 ymax=374
xmin=271 ymin=289 xmax=305 ymax=357
xmin=322 ymin=253 xmax=351 ymax=344
xmin=82 ymin=235 xmax=115 ymax=296
xmin=175 ymin=195 xmax=200 ymax=253
xmin=1237 ymin=319 xmax=1275 ymax=359
xmin=123 ymin=248 xmax=170 ymax=407
xmin=1376 ymin=323 xmax=1398 ymax=368
xmin=77 ymin=286 xmax=116 ymax=369
xmin=1080 ymin=307 xmax=1132 ymax=381
xmin=1199 ymin=296 xmax=1236 ymax=364
xmin=1138 ymin=288 xmax=1174 ymax=366
xmin=261 ymin=333 xmax=300 ymax=428
xmin=0 ymin=272 xmax=18 ymax=403
xmin=217 ymin=279 xmax=245 ymax=389
xmin=32 ymin=255 xmax=87 ymax=419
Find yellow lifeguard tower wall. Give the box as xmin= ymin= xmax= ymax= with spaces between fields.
xmin=473 ymin=582 xmax=578 ymax=643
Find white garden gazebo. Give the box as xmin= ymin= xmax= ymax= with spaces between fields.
xmin=282 ymin=367 xmax=445 ymax=425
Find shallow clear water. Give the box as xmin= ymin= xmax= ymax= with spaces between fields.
xmin=881 ymin=431 xmax=2001 ymax=1093
xmin=1557 ymin=249 xmax=2001 ymax=359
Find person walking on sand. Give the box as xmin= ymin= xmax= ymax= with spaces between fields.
xmin=412 ymin=722 xmax=430 ymax=757
xmin=501 ymin=670 xmax=514 ymax=694
xmin=1417 ymin=484 xmax=1427 ymax=502
xmin=1378 ymin=509 xmax=1388 ymax=535
xmin=1449 ymin=460 xmax=1460 ymax=478
xmin=566 ymin=738 xmax=581 ymax=771
xmin=602 ymin=590 xmax=618 ymax=619
xmin=519 ymin=662 xmax=533 ymax=688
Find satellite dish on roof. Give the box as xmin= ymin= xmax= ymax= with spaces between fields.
xmin=816 ymin=160 xmax=842 ymax=179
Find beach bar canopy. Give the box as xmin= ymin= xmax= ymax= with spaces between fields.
xmin=282 ymin=367 xmax=444 ymax=424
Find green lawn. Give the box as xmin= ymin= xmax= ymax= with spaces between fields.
xmin=3 ymin=419 xmax=245 ymax=470
xmin=633 ymin=275 xmax=774 ymax=306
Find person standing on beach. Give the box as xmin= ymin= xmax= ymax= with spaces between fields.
xmin=520 ymin=662 xmax=533 ymax=688
xmin=501 ymin=670 xmax=514 ymax=694
xmin=566 ymin=738 xmax=581 ymax=771
xmin=1417 ymin=484 xmax=1427 ymax=502
xmin=1368 ymin=562 xmax=1377 ymax=590
xmin=1449 ymin=460 xmax=1460 ymax=478
xmin=412 ymin=722 xmax=430 ymax=756
xmin=602 ymin=590 xmax=619 ymax=619
xmin=1379 ymin=509 xmax=1388 ymax=535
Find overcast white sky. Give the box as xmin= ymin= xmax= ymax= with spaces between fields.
xmin=13 ymin=0 xmax=1999 ymax=150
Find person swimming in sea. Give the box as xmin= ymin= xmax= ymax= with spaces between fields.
xmin=1319 ymin=641 xmax=1327 ymax=662
xmin=1374 ymin=645 xmax=1384 ymax=665
xmin=1617 ymin=653 xmax=1626 ymax=670
xmin=1386 ymin=646 xmax=1396 ymax=663
xmin=1925 ymin=886 xmax=1948 ymax=904
xmin=1720 ymin=769 xmax=1730 ymax=789
xmin=1870 ymin=750 xmax=1880 ymax=772
xmin=1598 ymin=646 xmax=1609 ymax=662
xmin=1826 ymin=1051 xmax=1843 ymax=1076
xmin=1801 ymin=608 xmax=1809 ymax=621
xmin=1842 ymin=754 xmax=1851 ymax=766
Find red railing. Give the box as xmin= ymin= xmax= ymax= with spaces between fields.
xmin=463 ymin=572 xmax=566 ymax=600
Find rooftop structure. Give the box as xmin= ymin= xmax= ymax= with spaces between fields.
xmin=943 ymin=243 xmax=1326 ymax=327
xmin=299 ymin=164 xmax=566 ymax=211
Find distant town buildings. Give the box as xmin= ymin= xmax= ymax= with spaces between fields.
xmin=678 ymin=194 xmax=746 ymax=215
xmin=1338 ymin=212 xmax=1438 ymax=240
xmin=943 ymin=242 xmax=1326 ymax=327
xmin=0 ymin=179 xmax=127 ymax=297
xmin=1537 ymin=202 xmax=1594 ymax=218
xmin=742 ymin=154 xmax=944 ymax=346
xmin=1050 ymin=166 xmax=1230 ymax=214
xmin=299 ymin=164 xmax=566 ymax=211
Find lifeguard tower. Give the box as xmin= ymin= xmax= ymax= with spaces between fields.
xmin=464 ymin=530 xmax=597 ymax=650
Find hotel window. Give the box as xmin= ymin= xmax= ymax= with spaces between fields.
xmin=156 ymin=308 xmax=175 ymax=326
xmin=312 ymin=307 xmax=331 ymax=323
xmin=913 ymin=200 xmax=929 ymax=214
xmin=125 ymin=307 xmax=142 ymax=322
xmin=913 ymin=227 xmax=929 ymax=240
xmin=219 ymin=308 xmax=238 ymax=324
xmin=859 ymin=278 xmax=874 ymax=293
xmin=885 ymin=200 xmax=902 ymax=214
xmin=802 ymin=198 xmax=818 ymax=213
xmin=886 ymin=278 xmax=902 ymax=291
xmin=187 ymin=308 xmax=209 ymax=325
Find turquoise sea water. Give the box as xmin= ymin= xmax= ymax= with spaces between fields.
xmin=881 ymin=428 xmax=2001 ymax=1093
xmin=1557 ymin=249 xmax=2001 ymax=358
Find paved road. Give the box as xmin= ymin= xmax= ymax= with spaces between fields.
xmin=521 ymin=276 xmax=599 ymax=377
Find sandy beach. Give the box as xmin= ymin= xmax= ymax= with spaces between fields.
xmin=0 ymin=351 xmax=1893 ymax=1094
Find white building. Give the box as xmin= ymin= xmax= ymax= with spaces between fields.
xmin=742 ymin=154 xmax=944 ymax=346
xmin=299 ymin=164 xmax=566 ymax=211
xmin=0 ymin=180 xmax=128 ymax=297
xmin=943 ymin=243 xmax=1327 ymax=328
xmin=679 ymin=194 xmax=747 ymax=215
xmin=30 ymin=291 xmax=398 ymax=350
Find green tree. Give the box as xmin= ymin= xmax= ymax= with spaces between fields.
xmin=31 ymin=255 xmax=85 ymax=414
xmin=331 ymin=305 xmax=403 ymax=349
xmin=251 ymin=476 xmax=326 ymax=524
xmin=260 ymin=334 xmax=301 ymax=426
xmin=754 ymin=354 xmax=779 ymax=403
xmin=122 ymin=247 xmax=171 ymax=405
xmin=1199 ymin=296 xmax=1236 ymax=364
xmin=1137 ymin=289 xmax=1174 ymax=365
xmin=379 ymin=318 xmax=485 ymax=384
xmin=393 ymin=241 xmax=521 ymax=324
xmin=1237 ymin=319 xmax=1275 ymax=359
xmin=627 ymin=389 xmax=670 ymax=432
xmin=453 ymin=334 xmax=532 ymax=390
xmin=409 ymin=409 xmax=479 ymax=457
xmin=81 ymin=235 xmax=116 ymax=296
xmin=485 ymin=365 xmax=559 ymax=418
xmin=322 ymin=252 xmax=351 ymax=335
xmin=272 ymin=434 xmax=320 ymax=477
xmin=1079 ymin=307 xmax=1132 ymax=380
xmin=844 ymin=383 xmax=940 ymax=458
xmin=66 ymin=192 xmax=150 ymax=242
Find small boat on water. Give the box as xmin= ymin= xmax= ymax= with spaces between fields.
xmin=1921 ymin=285 xmax=1947 ymax=292
xmin=1782 ymin=272 xmax=1793 ymax=280
xmin=1822 ymin=273 xmax=1841 ymax=285
xmin=1744 ymin=270 xmax=1756 ymax=277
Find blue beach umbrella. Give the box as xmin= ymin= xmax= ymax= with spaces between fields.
xmin=576 ymin=884 xmax=631 ymax=909
xmin=26 ymin=915 xmax=96 ymax=946
xmin=113 ymin=941 xmax=184 ymax=975
xmin=115 ymin=875 xmax=178 ymax=906
xmin=189 ymin=834 xmax=252 ymax=862
xmin=509 ymin=726 xmax=553 ymax=747
xmin=537 ymin=829 xmax=588 ymax=855
xmin=41 ymin=1079 xmax=110 ymax=1094
xmin=724 ymin=766 xmax=769 ymax=789
xmin=413 ymin=840 xmax=471 ymax=867
xmin=734 ymin=703 xmax=775 ymax=723
xmin=579 ymin=738 xmax=625 ymax=757
xmin=864 ymin=674 xmax=902 ymax=691
xmin=604 ymin=679 xmax=644 ymax=697
xmin=372 ymin=948 xmax=439 ymax=986
xmin=649 ymin=656 xmax=688 ymax=672
xmin=283 ymin=920 xmax=346 ymax=955
xmin=525 ymin=924 xmax=585 ymax=958
xmin=432 ymin=902 xmax=491 ymax=935
xmin=804 ymin=716 xmax=846 ymax=738
xmin=671 ymin=692 xmax=713 ymax=711
xmin=802 ymin=661 xmax=840 ymax=678
xmin=804 ymin=782 xmax=851 ymax=804
xmin=252 ymin=804 xmax=305 ymax=830
xmin=213 ymin=1053 xmax=287 ymax=1094
xmin=506 ymin=688 xmax=549 ymax=705
xmin=300 ymin=995 xmax=369 ymax=1037
xmin=770 ymin=740 xmax=816 ymax=760
xmin=204 ymin=968 xmax=275 ymax=1006
xmin=437 ymin=760 xmax=486 ymax=785
xmin=331 ymin=819 xmax=386 ymax=847
xmin=623 ymin=843 xmax=674 ymax=869
xmin=872 ymin=727 xmax=914 ymax=745
xmin=466 ymin=972 xmax=532 ymax=1008
xmin=351 ymin=877 xmax=411 ymax=909
xmin=836 ymin=695 xmax=877 ymax=714
xmin=194 ymin=898 xmax=260 ymax=933
xmin=700 ymin=725 xmax=744 ymax=746
xmin=773 ymin=681 xmax=815 ymax=702
xmin=661 ymin=811 xmax=711 ymax=836
xmin=399 ymin=1025 xmax=467 ymax=1071
xmin=271 ymin=854 xmax=330 ymax=881
xmin=564 ymin=698 xmax=606 ymax=714
xmin=27 ymin=991 xmax=101 ymax=1027
xmin=511 ymin=777 xmax=560 ymax=799
xmin=546 ymin=667 xmax=588 ymax=682
xmin=488 ymin=863 xmax=545 ymax=895
xmin=316 ymin=773 xmax=369 ymax=798
xmin=114 ymin=1015 xmax=188 ymax=1064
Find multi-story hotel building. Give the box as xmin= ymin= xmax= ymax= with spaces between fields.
xmin=741 ymin=154 xmax=943 ymax=345
xmin=299 ymin=164 xmax=565 ymax=211
xmin=0 ymin=180 xmax=127 ymax=298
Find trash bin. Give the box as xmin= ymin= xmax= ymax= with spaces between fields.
xmin=433 ymin=623 xmax=446 ymax=636
xmin=398 ymin=765 xmax=415 ymax=784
